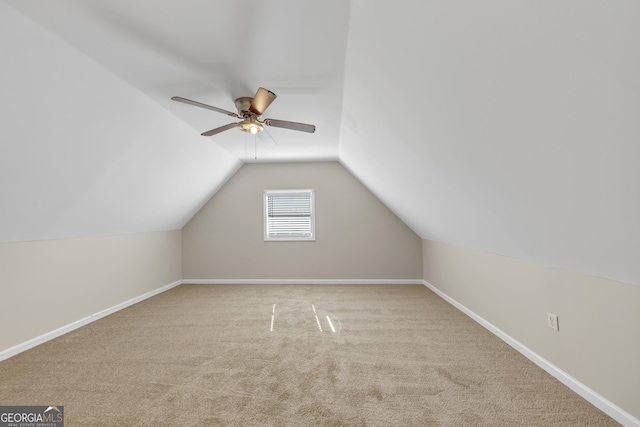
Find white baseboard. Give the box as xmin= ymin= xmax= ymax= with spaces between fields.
xmin=183 ymin=278 xmax=424 ymax=285
xmin=0 ymin=280 xmax=182 ymax=362
xmin=422 ymin=280 xmax=640 ymax=427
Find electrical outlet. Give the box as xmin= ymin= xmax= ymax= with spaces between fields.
xmin=548 ymin=313 xmax=559 ymax=331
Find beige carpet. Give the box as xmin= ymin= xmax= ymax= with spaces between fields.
xmin=0 ymin=284 xmax=618 ymax=426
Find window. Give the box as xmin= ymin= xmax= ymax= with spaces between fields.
xmin=264 ymin=189 xmax=315 ymax=241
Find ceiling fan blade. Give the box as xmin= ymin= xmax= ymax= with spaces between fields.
xmin=258 ymin=129 xmax=277 ymax=146
xmin=201 ymin=123 xmax=238 ymax=137
xmin=249 ymin=87 xmax=277 ymax=115
xmin=172 ymin=96 xmax=240 ymax=118
xmin=264 ymin=119 xmax=316 ymax=133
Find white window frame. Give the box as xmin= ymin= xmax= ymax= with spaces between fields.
xmin=264 ymin=189 xmax=315 ymax=241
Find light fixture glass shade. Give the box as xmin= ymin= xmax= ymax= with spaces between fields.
xmin=239 ymin=119 xmax=263 ymax=134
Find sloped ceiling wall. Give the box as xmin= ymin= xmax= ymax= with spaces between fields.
xmin=340 ymin=1 xmax=640 ymax=286
xmin=2 ymin=1 xmax=639 ymax=287
xmin=2 ymin=1 xmax=350 ymax=162
xmin=0 ymin=1 xmax=241 ymax=242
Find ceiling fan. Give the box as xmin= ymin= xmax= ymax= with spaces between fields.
xmin=171 ymin=87 xmax=316 ymax=145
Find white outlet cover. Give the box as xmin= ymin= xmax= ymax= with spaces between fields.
xmin=548 ymin=313 xmax=559 ymax=331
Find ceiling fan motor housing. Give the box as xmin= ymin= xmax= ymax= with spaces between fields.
xmin=234 ymin=96 xmax=264 ymax=134
xmin=234 ymin=97 xmax=254 ymax=117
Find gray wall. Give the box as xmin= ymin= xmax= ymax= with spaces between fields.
xmin=422 ymin=239 xmax=640 ymax=421
xmin=182 ymin=162 xmax=422 ymax=280
xmin=0 ymin=230 xmax=182 ymax=353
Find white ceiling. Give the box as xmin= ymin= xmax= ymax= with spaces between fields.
xmin=2 ymin=1 xmax=639 ymax=286
xmin=3 ymin=0 xmax=348 ymax=161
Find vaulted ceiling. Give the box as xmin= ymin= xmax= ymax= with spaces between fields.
xmin=2 ymin=1 xmax=639 ymax=286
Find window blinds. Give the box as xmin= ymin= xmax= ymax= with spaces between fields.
xmin=264 ymin=190 xmax=314 ymax=240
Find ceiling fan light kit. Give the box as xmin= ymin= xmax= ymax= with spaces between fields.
xmin=238 ymin=119 xmax=263 ymax=135
xmin=171 ymin=87 xmax=316 ymax=143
